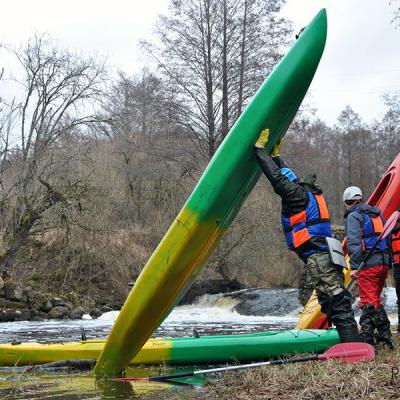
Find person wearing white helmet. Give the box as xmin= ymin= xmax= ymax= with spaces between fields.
xmin=343 ymin=186 xmax=393 ymax=349
xmin=343 ymin=186 xmax=363 ymax=203
xmin=253 ymin=131 xmax=359 ymax=343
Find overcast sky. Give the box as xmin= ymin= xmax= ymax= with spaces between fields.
xmin=1 ymin=0 xmax=399 ymax=125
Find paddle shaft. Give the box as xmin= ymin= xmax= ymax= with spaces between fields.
xmin=346 ymin=236 xmax=386 ymax=292
xmin=149 ymin=355 xmax=319 ymax=381
xmin=357 ymin=240 xmax=383 ymax=272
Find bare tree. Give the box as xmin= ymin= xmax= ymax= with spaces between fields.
xmin=390 ymin=0 xmax=400 ymax=26
xmin=104 ymin=70 xmax=172 ymax=140
xmin=336 ymin=106 xmax=358 ymax=187
xmin=282 ymin=106 xmax=380 ymax=223
xmin=379 ymin=93 xmax=400 ymax=163
xmin=0 ymin=34 xmax=109 ymax=268
xmin=100 ymin=69 xmax=198 ymax=228
xmin=142 ymin=0 xmax=291 ymax=160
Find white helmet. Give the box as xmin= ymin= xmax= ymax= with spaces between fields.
xmin=343 ymin=186 xmax=363 ymax=202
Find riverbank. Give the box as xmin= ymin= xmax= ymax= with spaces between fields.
xmin=161 ymin=336 xmax=400 ymax=400
xmin=0 ymin=225 xmax=346 ymax=322
xmin=0 ymin=270 xmax=246 ymax=322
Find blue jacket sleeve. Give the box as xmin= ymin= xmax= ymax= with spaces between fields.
xmin=345 ymin=212 xmax=364 ymax=270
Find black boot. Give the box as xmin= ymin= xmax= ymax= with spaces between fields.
xmin=336 ymin=324 xmax=360 ymax=343
xmin=359 ymin=304 xmax=376 ymax=346
xmin=375 ymin=305 xmax=394 ymax=350
xmin=320 ymin=290 xmax=360 ymax=343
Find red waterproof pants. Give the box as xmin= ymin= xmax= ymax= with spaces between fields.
xmin=358 ymin=265 xmax=389 ymax=310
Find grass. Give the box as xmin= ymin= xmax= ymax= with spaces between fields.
xmin=161 ymin=336 xmax=400 ymax=400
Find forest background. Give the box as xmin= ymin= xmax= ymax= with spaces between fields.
xmin=0 ymin=0 xmax=399 ymax=307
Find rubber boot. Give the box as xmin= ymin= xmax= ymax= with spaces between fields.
xmin=336 ymin=324 xmax=360 ymax=343
xmin=323 ymin=290 xmax=360 ymax=342
xmin=375 ymin=305 xmax=394 ymax=350
xmin=359 ymin=303 xmax=376 ymax=346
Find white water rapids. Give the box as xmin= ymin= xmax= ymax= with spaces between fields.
xmin=0 ymin=288 xmax=398 ymax=343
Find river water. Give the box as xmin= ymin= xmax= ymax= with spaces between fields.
xmin=0 ymin=288 xmax=397 ymax=399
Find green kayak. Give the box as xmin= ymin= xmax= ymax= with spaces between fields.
xmin=95 ymin=9 xmax=328 ymax=376
xmin=0 ymin=329 xmax=339 ymax=367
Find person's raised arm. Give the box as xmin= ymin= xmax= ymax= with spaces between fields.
xmin=254 ymin=149 xmax=303 ymax=200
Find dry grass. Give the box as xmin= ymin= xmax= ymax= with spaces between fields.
xmin=163 ymin=337 xmax=400 ymax=400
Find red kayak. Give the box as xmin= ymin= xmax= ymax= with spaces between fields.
xmin=368 ymin=152 xmax=400 ymax=218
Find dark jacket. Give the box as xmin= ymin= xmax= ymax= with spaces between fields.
xmin=344 ymin=203 xmax=390 ymax=270
xmin=255 ymin=149 xmax=329 ymax=259
xmin=255 ymin=149 xmax=308 ymax=215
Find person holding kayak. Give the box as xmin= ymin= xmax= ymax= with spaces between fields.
xmin=343 ymin=186 xmax=393 ymax=349
xmin=254 ymin=132 xmax=359 ymax=343
xmin=390 ymin=209 xmax=400 ymax=334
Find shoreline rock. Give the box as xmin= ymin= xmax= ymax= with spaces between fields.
xmin=231 ymin=288 xmax=301 ymax=316
xmin=179 ymin=279 xmax=245 ymax=305
xmin=0 ymin=274 xmax=92 ymax=321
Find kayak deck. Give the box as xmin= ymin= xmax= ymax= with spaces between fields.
xmin=0 ymin=329 xmax=339 ymax=367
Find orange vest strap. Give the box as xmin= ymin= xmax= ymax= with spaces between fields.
xmin=371 ymin=215 xmax=384 ymax=233
xmin=289 ymin=210 xmax=307 ymax=226
xmin=393 ymin=231 xmax=400 ymax=264
xmin=292 ymin=228 xmax=312 ymax=248
xmin=392 ymin=230 xmax=400 ymax=241
xmin=314 ymin=194 xmax=329 ymax=220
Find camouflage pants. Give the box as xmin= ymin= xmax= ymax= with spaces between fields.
xmin=300 ymin=252 xmax=357 ymax=332
xmin=298 ymin=252 xmax=344 ymax=306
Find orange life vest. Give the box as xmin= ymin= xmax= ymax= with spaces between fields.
xmin=392 ymin=229 xmax=400 ymax=265
xmin=281 ymin=192 xmax=332 ymax=259
xmin=361 ymin=213 xmax=387 ymax=253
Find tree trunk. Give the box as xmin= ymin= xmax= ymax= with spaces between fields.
xmin=205 ymin=0 xmax=216 ymax=159
xmin=236 ymin=0 xmax=248 ymax=119
xmin=221 ymin=0 xmax=229 ymax=140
